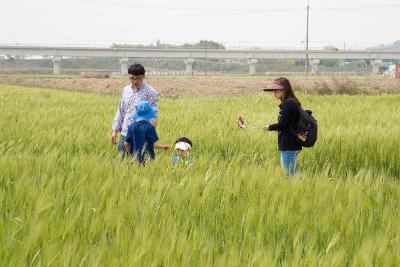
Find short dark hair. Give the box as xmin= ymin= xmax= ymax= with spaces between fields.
xmin=175 ymin=137 xmax=193 ymax=147
xmin=128 ymin=63 xmax=145 ymax=76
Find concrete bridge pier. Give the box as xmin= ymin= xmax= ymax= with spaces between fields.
xmin=184 ymin=58 xmax=194 ymax=76
xmin=52 ymin=56 xmax=62 ymax=75
xmin=311 ymin=59 xmax=320 ymax=75
xmin=248 ymin=58 xmax=257 ymax=75
xmin=371 ymin=60 xmax=382 ymax=75
xmin=119 ymin=57 xmax=129 ymax=76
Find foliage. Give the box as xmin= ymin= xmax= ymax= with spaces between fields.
xmin=368 ymin=40 xmax=400 ymax=51
xmin=320 ymin=46 xmax=340 ymax=68
xmin=1 ymin=85 xmax=400 ymax=266
xmin=111 ymin=40 xmax=226 ymax=50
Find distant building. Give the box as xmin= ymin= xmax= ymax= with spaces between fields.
xmin=0 ymin=55 xmax=16 ymax=61
xmin=386 ymin=64 xmax=396 ymax=78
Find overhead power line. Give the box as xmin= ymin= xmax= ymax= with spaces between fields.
xmin=2 ymin=2 xmax=398 ymax=18
xmin=313 ymin=3 xmax=400 ymax=11
xmin=0 ymin=4 xmax=305 ymax=17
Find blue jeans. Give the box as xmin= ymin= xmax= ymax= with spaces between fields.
xmin=280 ymin=150 xmax=300 ymax=177
xmin=117 ymin=135 xmax=126 ymax=160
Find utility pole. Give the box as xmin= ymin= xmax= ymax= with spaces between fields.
xmin=304 ymin=0 xmax=310 ymax=92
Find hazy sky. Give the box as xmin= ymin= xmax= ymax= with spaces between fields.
xmin=1 ymin=0 xmax=399 ymax=49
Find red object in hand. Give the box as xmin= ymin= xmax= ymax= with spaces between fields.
xmin=237 ymin=116 xmax=246 ymax=129
xmin=237 ymin=115 xmax=264 ymax=130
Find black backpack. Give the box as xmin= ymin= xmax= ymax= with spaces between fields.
xmin=292 ymin=106 xmax=318 ymax=148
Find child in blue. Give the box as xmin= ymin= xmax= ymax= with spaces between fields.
xmin=172 ymin=137 xmax=193 ymax=165
xmin=124 ymin=101 xmax=170 ymax=165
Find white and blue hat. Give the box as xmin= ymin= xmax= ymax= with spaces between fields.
xmin=175 ymin=141 xmax=192 ymax=151
xmin=131 ymin=101 xmax=157 ymax=122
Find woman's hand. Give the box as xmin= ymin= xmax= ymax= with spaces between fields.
xmin=263 ymin=125 xmax=270 ymax=131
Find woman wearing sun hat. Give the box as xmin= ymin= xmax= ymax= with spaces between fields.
xmin=263 ymin=77 xmax=302 ymax=177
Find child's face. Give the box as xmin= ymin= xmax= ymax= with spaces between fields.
xmin=177 ymin=149 xmax=187 ymax=159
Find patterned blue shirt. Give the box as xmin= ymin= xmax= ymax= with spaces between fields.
xmin=172 ymin=155 xmax=193 ymax=165
xmin=112 ymin=83 xmax=158 ymax=136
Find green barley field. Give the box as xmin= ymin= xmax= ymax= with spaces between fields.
xmin=1 ymin=84 xmax=400 ymax=266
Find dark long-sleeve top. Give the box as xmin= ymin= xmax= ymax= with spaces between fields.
xmin=268 ymin=98 xmax=302 ymax=151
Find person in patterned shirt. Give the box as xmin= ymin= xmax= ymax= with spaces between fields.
xmin=111 ymin=63 xmax=158 ymax=159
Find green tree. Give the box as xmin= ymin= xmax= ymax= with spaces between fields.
xmin=111 ymin=40 xmax=225 ymax=50
xmin=320 ymin=45 xmax=340 ymax=68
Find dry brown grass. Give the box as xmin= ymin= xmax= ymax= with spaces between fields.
xmin=80 ymin=71 xmax=110 ymax=78
xmin=0 ymin=75 xmax=399 ymax=98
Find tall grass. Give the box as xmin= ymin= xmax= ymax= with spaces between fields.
xmin=0 ymin=85 xmax=399 ymax=266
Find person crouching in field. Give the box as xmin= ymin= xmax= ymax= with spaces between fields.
xmin=124 ymin=101 xmax=170 ymax=165
xmin=172 ymin=137 xmax=193 ymax=165
xmin=263 ymin=77 xmax=302 ymax=177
